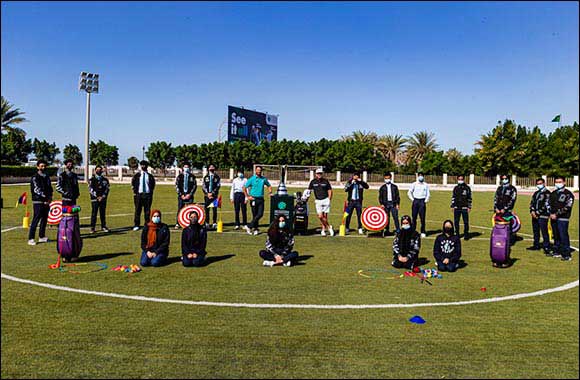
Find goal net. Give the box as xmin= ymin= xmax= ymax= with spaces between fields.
xmin=253 ymin=164 xmax=322 ymax=184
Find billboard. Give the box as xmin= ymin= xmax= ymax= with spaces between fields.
xmin=228 ymin=106 xmax=278 ymax=146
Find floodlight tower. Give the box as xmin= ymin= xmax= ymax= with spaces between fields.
xmin=79 ymin=72 xmax=99 ymax=183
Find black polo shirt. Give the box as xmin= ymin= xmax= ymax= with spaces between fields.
xmin=308 ymin=178 xmax=332 ymax=200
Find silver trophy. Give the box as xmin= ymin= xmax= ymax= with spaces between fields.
xmin=277 ymin=165 xmax=288 ymax=195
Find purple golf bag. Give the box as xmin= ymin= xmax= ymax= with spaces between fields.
xmin=56 ymin=214 xmax=83 ymax=259
xmin=490 ymin=222 xmax=510 ymax=263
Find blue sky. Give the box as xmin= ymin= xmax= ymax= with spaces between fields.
xmin=2 ymin=1 xmax=578 ymax=164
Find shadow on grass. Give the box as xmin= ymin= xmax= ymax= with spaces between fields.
xmin=293 ymin=254 xmax=314 ymax=266
xmin=77 ymin=251 xmax=134 ymax=262
xmin=417 ymin=257 xmax=430 ymax=266
xmin=81 ymin=226 xmax=134 ymax=239
xmin=465 ymin=232 xmax=483 ymax=239
xmin=166 ymin=254 xmax=236 ymax=267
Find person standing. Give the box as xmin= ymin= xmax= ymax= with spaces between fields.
xmin=131 ymin=160 xmax=156 ymax=231
xmin=88 ymin=165 xmax=110 ymax=233
xmin=230 ymin=169 xmax=248 ymax=230
xmin=378 ymin=172 xmax=400 ymax=236
xmin=28 ymin=160 xmax=53 ymax=246
xmin=527 ymin=178 xmax=551 ymax=254
xmin=548 ymin=176 xmax=574 ymax=261
xmin=244 ymin=165 xmax=272 ymax=235
xmin=494 ymin=174 xmax=517 ymax=244
xmin=308 ymin=168 xmax=334 ymax=236
xmin=174 ymin=162 xmax=197 ymax=229
xmin=202 ymin=164 xmax=221 ymax=229
xmin=450 ymin=174 xmax=472 ymax=239
xmin=408 ymin=172 xmax=430 ymax=238
xmin=56 ymin=159 xmax=80 ymax=207
xmin=344 ymin=172 xmax=369 ymax=235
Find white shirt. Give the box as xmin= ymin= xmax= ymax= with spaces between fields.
xmin=138 ymin=171 xmax=150 ymax=194
xmin=230 ymin=177 xmax=247 ymax=201
xmin=386 ymin=183 xmax=393 ymax=201
xmin=408 ymin=181 xmax=430 ymax=202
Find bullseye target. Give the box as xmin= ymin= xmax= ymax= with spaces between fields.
xmin=47 ymin=201 xmax=63 ymax=225
xmin=361 ymin=206 xmax=389 ymax=231
xmin=178 ymin=204 xmax=206 ymax=228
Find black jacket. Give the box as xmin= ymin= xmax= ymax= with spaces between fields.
xmin=202 ymin=173 xmax=221 ymax=197
xmin=131 ymin=171 xmax=156 ymax=195
xmin=433 ymin=234 xmax=462 ymax=262
xmin=141 ymin=223 xmax=170 ymax=255
xmin=549 ymin=188 xmax=574 ymax=220
xmin=265 ymin=229 xmax=295 ymax=256
xmin=379 ymin=183 xmax=400 ymax=206
xmin=175 ymin=173 xmax=197 ymax=197
xmin=451 ymin=183 xmax=472 ymax=209
xmin=345 ymin=179 xmax=369 ymax=202
xmin=56 ymin=170 xmax=80 ymax=201
xmin=494 ymin=184 xmax=517 ymax=211
xmin=88 ymin=175 xmax=110 ymax=201
xmin=181 ymin=224 xmax=207 ymax=256
xmin=30 ymin=172 xmax=53 ymax=203
xmin=392 ymin=231 xmax=421 ymax=261
xmin=529 ymin=187 xmax=551 ymax=216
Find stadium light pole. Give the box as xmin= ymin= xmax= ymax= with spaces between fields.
xmin=79 ymin=71 xmax=99 ymax=183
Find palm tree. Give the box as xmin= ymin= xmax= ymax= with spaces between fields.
xmin=377 ymin=134 xmax=407 ymax=163
xmin=445 ymin=148 xmax=463 ymax=162
xmin=341 ymin=130 xmax=379 ymax=145
xmin=405 ymin=131 xmax=438 ymax=164
xmin=1 ymin=96 xmax=28 ymax=135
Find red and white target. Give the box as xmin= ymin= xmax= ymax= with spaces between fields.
xmin=47 ymin=200 xmax=63 ymax=225
xmin=178 ymin=204 xmax=206 ymax=228
xmin=361 ymin=206 xmax=389 ymax=231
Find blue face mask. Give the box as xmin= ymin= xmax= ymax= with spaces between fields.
xmin=152 ymin=216 xmax=161 ymax=224
xmin=238 ymin=173 xmax=244 ymax=178
xmin=279 ymin=222 xmax=286 ymax=228
xmin=536 ymin=184 xmax=544 ymax=190
xmin=184 ymin=168 xmax=190 ymax=174
xmin=555 ymin=183 xmax=564 ymax=189
xmin=418 ymin=176 xmax=424 ymax=182
xmin=402 ymin=224 xmax=411 ymax=230
xmin=502 ymin=179 xmax=509 ymax=185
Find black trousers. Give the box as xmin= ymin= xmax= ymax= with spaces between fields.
xmin=204 ymin=196 xmax=218 ymax=224
xmin=345 ymin=200 xmax=363 ymax=229
xmin=531 ymin=216 xmax=550 ymax=250
xmin=176 ymin=196 xmax=194 ymax=224
xmin=90 ymin=199 xmax=107 ymax=228
xmin=453 ymin=209 xmax=469 ymax=236
xmin=259 ymin=249 xmax=299 ymax=263
xmin=134 ymin=193 xmax=152 ymax=227
xmin=392 ymin=256 xmax=416 ymax=269
xmin=382 ymin=202 xmax=400 ymax=232
xmin=233 ymin=192 xmax=247 ymax=226
xmin=29 ymin=203 xmax=49 ymax=240
xmin=249 ymin=197 xmax=265 ymax=229
xmin=411 ymin=199 xmax=427 ymax=234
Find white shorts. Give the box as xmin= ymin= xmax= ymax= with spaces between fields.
xmin=315 ymin=198 xmax=331 ymax=214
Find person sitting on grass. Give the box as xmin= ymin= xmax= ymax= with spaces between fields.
xmin=140 ymin=209 xmax=170 ymax=267
xmin=260 ymin=215 xmax=299 ymax=267
xmin=181 ymin=210 xmax=207 ymax=267
xmin=433 ymin=220 xmax=462 ymax=272
xmin=391 ymin=215 xmax=421 ymax=269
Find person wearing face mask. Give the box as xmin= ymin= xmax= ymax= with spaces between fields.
xmin=131 ymin=160 xmax=156 ymax=231
xmin=527 ymin=178 xmax=551 ymax=253
xmin=181 ymin=211 xmax=207 ymax=267
xmin=378 ymin=172 xmax=400 ymax=236
xmin=407 ymin=172 xmax=430 ymax=238
xmin=494 ymin=174 xmax=517 ymax=245
xmin=433 ymin=220 xmax=462 ymax=272
xmin=202 ymin=164 xmax=221 ymax=229
xmin=140 ymin=210 xmax=170 ymax=267
xmin=244 ymin=165 xmax=273 ymax=235
xmin=56 ymin=159 xmax=80 ymax=207
xmin=174 ymin=162 xmax=197 ymax=229
xmin=88 ymin=165 xmax=110 ymax=233
xmin=391 ymin=215 xmax=421 ymax=269
xmin=260 ymin=215 xmax=299 ymax=267
xmin=230 ymin=169 xmax=248 ymax=230
xmin=344 ymin=171 xmax=369 ymax=235
xmin=548 ymin=176 xmax=574 ymax=261
xmin=28 ymin=160 xmax=53 ymax=246
xmin=450 ymin=175 xmax=472 ymax=239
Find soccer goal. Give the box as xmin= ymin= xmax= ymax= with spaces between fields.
xmin=253 ymin=164 xmax=322 ymax=184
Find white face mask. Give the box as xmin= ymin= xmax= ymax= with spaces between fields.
xmin=402 ymin=224 xmax=411 ymax=230
xmin=502 ymin=179 xmax=509 ymax=185
xmin=458 ymin=180 xmax=464 ymax=184
xmin=238 ymin=173 xmax=244 ymax=178
xmin=184 ymin=168 xmax=190 ymax=173
xmin=555 ymin=183 xmax=564 ymax=189
xmin=384 ymin=179 xmax=391 ymax=184
xmin=279 ymin=221 xmax=286 ymax=228
xmin=418 ymin=176 xmax=424 ymax=182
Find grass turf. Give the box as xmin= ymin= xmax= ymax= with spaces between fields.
xmin=1 ymin=183 xmax=578 ymax=378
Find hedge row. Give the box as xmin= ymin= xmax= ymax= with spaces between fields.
xmin=1 ymin=165 xmax=58 ymax=177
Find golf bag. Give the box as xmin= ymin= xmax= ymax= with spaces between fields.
xmin=294 ymin=192 xmax=309 ymax=235
xmin=490 ymin=222 xmax=510 ymax=264
xmin=56 ymin=213 xmax=83 ymax=259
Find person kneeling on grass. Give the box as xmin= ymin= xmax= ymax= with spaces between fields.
xmin=140 ymin=210 xmax=170 ymax=267
xmin=260 ymin=215 xmax=299 ymax=267
xmin=433 ymin=220 xmax=462 ymax=272
xmin=391 ymin=215 xmax=421 ymax=269
xmin=181 ymin=211 xmax=207 ymax=267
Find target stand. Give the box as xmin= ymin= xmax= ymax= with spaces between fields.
xmin=47 ymin=201 xmax=63 ymax=225
xmin=361 ymin=206 xmax=388 ymax=236
xmin=177 ymin=204 xmax=206 ymax=228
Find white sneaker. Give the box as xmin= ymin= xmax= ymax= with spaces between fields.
xmin=244 ymin=225 xmax=251 ymax=233
xmin=133 ymin=226 xmax=140 ymax=231
xmin=283 ymin=261 xmax=292 ymax=267
xmin=253 ymin=230 xmax=259 ymax=235
xmin=321 ymin=230 xmax=326 ymax=236
xmin=27 ymin=239 xmax=36 ymax=246
xmin=358 ymin=228 xmax=364 ymax=235
xmin=38 ymin=237 xmax=49 ymax=243
xmin=262 ymin=260 xmax=275 ymax=267
xmin=234 ymin=225 xmax=240 ymax=230
xmin=212 ymin=223 xmax=217 ymax=229
xmin=421 ymin=233 xmax=426 ymax=238
xmin=329 ymin=226 xmax=335 ymax=236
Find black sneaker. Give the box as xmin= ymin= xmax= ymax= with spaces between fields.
xmin=526 ymin=246 xmax=541 ymax=251
xmin=561 ymin=256 xmax=572 ymax=261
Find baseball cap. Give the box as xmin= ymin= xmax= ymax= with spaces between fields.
xmin=315 ymin=168 xmax=324 ymax=174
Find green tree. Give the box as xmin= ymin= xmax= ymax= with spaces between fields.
xmin=405 ymin=131 xmax=438 ymax=164
xmin=63 ymin=144 xmax=83 ymax=166
xmin=32 ymin=138 xmax=60 ymax=165
xmin=542 ymin=123 xmax=580 ymax=177
xmin=89 ymin=140 xmax=119 ymax=166
xmin=1 ymin=129 xmax=32 ymax=164
xmin=475 ymin=120 xmax=518 ymax=175
xmin=146 ymin=141 xmax=176 ymax=173
xmin=341 ymin=130 xmax=379 ymax=145
xmin=127 ymin=156 xmax=139 ymax=173
xmin=1 ymin=96 xmax=28 ymax=135
xmin=377 ymin=134 xmax=407 ymax=164
xmin=420 ymin=151 xmax=448 ymax=175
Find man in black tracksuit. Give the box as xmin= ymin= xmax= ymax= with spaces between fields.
xmin=131 ymin=160 xmax=156 ymax=230
xmin=527 ymin=178 xmax=551 ymax=253
xmin=344 ymin=172 xmax=369 ymax=234
xmin=28 ymin=160 xmax=53 ymax=245
xmin=451 ymin=175 xmax=472 ymax=239
xmin=202 ymin=164 xmax=221 ymax=228
xmin=548 ymin=176 xmax=575 ymax=261
xmin=378 ymin=172 xmax=400 ymax=235
xmin=88 ymin=165 xmax=110 ymax=233
xmin=174 ymin=162 xmax=197 ymax=228
xmin=56 ymin=159 xmax=80 ymax=207
xmin=494 ymin=174 xmax=518 ymax=244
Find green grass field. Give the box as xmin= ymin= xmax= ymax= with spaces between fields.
xmin=1 ymin=183 xmax=578 ymax=378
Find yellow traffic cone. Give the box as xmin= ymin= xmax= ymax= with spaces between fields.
xmin=22 ymin=215 xmax=30 ymax=228
xmin=217 ymin=219 xmax=223 ymax=233
xmin=339 ymin=224 xmax=346 ymax=236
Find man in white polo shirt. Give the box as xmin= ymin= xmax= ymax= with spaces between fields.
xmin=308 ymin=168 xmax=334 ymax=236
xmin=408 ymin=171 xmax=430 ymax=238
